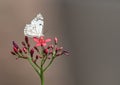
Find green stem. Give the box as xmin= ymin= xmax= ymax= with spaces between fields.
xmin=41 ymin=72 xmax=44 ymax=85
xmin=40 ymin=66 xmax=44 ymax=85
xmin=27 ymin=46 xmax=41 ymax=76
xmin=43 ymin=51 xmax=56 ymax=72
xmin=43 ymin=57 xmax=55 ymax=72
xmin=27 ymin=57 xmax=40 ymax=76
xmin=41 ymin=55 xmax=47 ymax=66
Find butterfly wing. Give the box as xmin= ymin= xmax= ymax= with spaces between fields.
xmin=24 ymin=13 xmax=44 ymax=38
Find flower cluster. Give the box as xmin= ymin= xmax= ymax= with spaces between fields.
xmin=11 ymin=36 xmax=69 ymax=85
xmin=11 ymin=36 xmax=68 ymax=64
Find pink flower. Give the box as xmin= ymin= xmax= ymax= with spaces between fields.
xmin=33 ymin=36 xmax=51 ymax=46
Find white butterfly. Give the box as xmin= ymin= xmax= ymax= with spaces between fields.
xmin=24 ymin=13 xmax=44 ymax=38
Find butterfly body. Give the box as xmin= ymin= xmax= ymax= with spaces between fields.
xmin=24 ymin=13 xmax=44 ymax=38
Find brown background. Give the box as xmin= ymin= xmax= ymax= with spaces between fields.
xmin=1 ymin=0 xmax=120 ymax=85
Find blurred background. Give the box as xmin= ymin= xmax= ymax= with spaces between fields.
xmin=1 ymin=0 xmax=120 ymax=85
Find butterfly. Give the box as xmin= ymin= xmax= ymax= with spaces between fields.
xmin=24 ymin=13 xmax=44 ymax=38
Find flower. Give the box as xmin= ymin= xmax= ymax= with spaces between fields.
xmin=33 ymin=36 xmax=51 ymax=46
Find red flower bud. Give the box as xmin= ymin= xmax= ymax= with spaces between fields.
xmin=47 ymin=45 xmax=54 ymax=49
xmin=54 ymin=37 xmax=58 ymax=44
xmin=19 ymin=49 xmax=22 ymax=54
xmin=36 ymin=55 xmax=39 ymax=59
xmin=13 ymin=47 xmax=18 ymax=54
xmin=30 ymin=48 xmax=34 ymax=57
xmin=56 ymin=50 xmax=68 ymax=56
xmin=25 ymin=36 xmax=29 ymax=44
xmin=12 ymin=41 xmax=19 ymax=49
xmin=56 ymin=47 xmax=63 ymax=52
xmin=62 ymin=50 xmax=69 ymax=56
xmin=56 ymin=53 xmax=62 ymax=56
xmin=33 ymin=55 xmax=39 ymax=62
xmin=22 ymin=47 xmax=27 ymax=54
xmin=27 ymin=43 xmax=30 ymax=48
xmin=11 ymin=51 xmax=16 ymax=55
xmin=49 ymin=49 xmax=53 ymax=54
xmin=34 ymin=46 xmax=39 ymax=52
xmin=21 ymin=42 xmax=26 ymax=46
xmin=44 ymin=48 xmax=49 ymax=54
